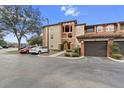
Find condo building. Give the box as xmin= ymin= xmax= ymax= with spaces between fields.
xmin=42 ymin=20 xmax=85 ymax=50
xmin=42 ymin=20 xmax=124 ymax=57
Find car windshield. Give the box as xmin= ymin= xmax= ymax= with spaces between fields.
xmin=36 ymin=46 xmax=42 ymax=49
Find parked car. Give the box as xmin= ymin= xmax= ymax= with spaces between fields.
xmin=0 ymin=46 xmax=3 ymax=49
xmin=20 ymin=46 xmax=26 ymax=49
xmin=2 ymin=45 xmax=8 ymax=48
xmin=29 ymin=46 xmax=48 ymax=54
xmin=19 ymin=46 xmax=33 ymax=54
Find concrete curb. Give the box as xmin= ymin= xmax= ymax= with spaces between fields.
xmin=55 ymin=56 xmax=84 ymax=59
xmin=108 ymin=57 xmax=124 ymax=63
xmin=38 ymin=55 xmax=84 ymax=59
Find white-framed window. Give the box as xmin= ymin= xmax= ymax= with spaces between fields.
xmin=106 ymin=25 xmax=114 ymax=32
xmin=96 ymin=26 xmax=103 ymax=32
xmin=120 ymin=23 xmax=124 ymax=30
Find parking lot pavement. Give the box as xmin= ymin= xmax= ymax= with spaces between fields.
xmin=0 ymin=52 xmax=124 ymax=87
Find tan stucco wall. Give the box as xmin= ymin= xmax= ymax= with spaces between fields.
xmin=76 ymin=25 xmax=85 ymax=36
xmin=42 ymin=27 xmax=48 ymax=47
xmin=75 ymin=25 xmax=85 ymax=47
xmin=48 ymin=25 xmax=62 ymax=50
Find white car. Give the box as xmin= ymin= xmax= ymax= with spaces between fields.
xmin=29 ymin=46 xmax=48 ymax=54
xmin=0 ymin=46 xmax=3 ymax=49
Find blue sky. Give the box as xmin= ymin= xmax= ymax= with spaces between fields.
xmin=5 ymin=5 xmax=124 ymax=43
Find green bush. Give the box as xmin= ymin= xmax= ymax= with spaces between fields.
xmin=66 ymin=49 xmax=72 ymax=52
xmin=72 ymin=53 xmax=80 ymax=57
xmin=73 ymin=47 xmax=80 ymax=54
xmin=111 ymin=42 xmax=120 ymax=47
xmin=64 ymin=53 xmax=71 ymax=57
xmin=112 ymin=47 xmax=121 ymax=54
xmin=110 ymin=42 xmax=121 ymax=54
xmin=112 ymin=54 xmax=123 ymax=60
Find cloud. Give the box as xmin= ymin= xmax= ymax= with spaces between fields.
xmin=61 ymin=6 xmax=66 ymax=11
xmin=61 ymin=6 xmax=80 ymax=17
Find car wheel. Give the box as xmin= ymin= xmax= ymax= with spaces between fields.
xmin=27 ymin=51 xmax=29 ymax=54
xmin=38 ymin=51 xmax=41 ymax=54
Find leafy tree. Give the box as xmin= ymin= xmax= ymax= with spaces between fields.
xmin=0 ymin=5 xmax=42 ymax=50
xmin=28 ymin=36 xmax=42 ymax=46
xmin=0 ymin=39 xmax=7 ymax=46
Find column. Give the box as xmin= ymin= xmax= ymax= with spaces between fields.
xmin=103 ymin=25 xmax=106 ymax=32
xmin=80 ymin=40 xmax=84 ymax=56
xmin=94 ymin=26 xmax=97 ymax=33
xmin=107 ymin=39 xmax=113 ymax=57
xmin=117 ymin=23 xmax=120 ymax=32
xmin=73 ymin=24 xmax=76 ymax=48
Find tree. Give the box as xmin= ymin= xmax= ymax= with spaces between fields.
xmin=28 ymin=35 xmax=42 ymax=46
xmin=0 ymin=39 xmax=7 ymax=46
xmin=0 ymin=5 xmax=42 ymax=50
xmin=0 ymin=29 xmax=6 ymax=46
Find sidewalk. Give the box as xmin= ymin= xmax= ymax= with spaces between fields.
xmin=48 ymin=51 xmax=65 ymax=57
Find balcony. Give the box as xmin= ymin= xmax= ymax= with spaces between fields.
xmin=62 ymin=32 xmax=73 ymax=39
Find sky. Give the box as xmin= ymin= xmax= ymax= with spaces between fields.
xmin=4 ymin=5 xmax=124 ymax=43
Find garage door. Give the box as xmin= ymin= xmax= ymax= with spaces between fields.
xmin=115 ymin=41 xmax=124 ymax=56
xmin=84 ymin=41 xmax=107 ymax=57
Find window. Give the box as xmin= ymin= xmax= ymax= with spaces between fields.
xmin=50 ymin=45 xmax=53 ymax=48
xmin=39 ymin=46 xmax=42 ymax=49
xmin=97 ymin=26 xmax=103 ymax=32
xmin=106 ymin=25 xmax=114 ymax=32
xmin=86 ymin=26 xmax=94 ymax=32
xmin=62 ymin=26 xmax=64 ymax=32
xmin=70 ymin=26 xmax=72 ymax=32
xmin=65 ymin=25 xmax=69 ymax=32
xmin=68 ymin=33 xmax=72 ymax=38
xmin=120 ymin=23 xmax=124 ymax=30
xmin=51 ymin=34 xmax=53 ymax=39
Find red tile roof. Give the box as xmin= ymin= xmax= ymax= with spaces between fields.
xmin=77 ymin=32 xmax=124 ymax=39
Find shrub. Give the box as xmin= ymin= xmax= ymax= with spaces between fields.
xmin=72 ymin=53 xmax=80 ymax=57
xmin=65 ymin=53 xmax=71 ymax=57
xmin=112 ymin=54 xmax=123 ymax=60
xmin=111 ymin=42 xmax=120 ymax=47
xmin=73 ymin=47 xmax=80 ymax=54
xmin=66 ymin=49 xmax=72 ymax=52
xmin=112 ymin=47 xmax=121 ymax=54
xmin=110 ymin=42 xmax=121 ymax=54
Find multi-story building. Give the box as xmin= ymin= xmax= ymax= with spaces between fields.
xmin=77 ymin=21 xmax=124 ymax=57
xmin=42 ymin=20 xmax=85 ymax=50
xmin=42 ymin=20 xmax=124 ymax=57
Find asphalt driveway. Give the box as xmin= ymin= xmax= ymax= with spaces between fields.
xmin=0 ymin=49 xmax=124 ymax=88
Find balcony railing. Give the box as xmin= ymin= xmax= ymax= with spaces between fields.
xmin=62 ymin=32 xmax=72 ymax=38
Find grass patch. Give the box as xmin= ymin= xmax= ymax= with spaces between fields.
xmin=111 ymin=54 xmax=123 ymax=60
xmin=5 ymin=50 xmax=18 ymax=54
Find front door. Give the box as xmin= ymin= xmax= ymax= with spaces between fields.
xmin=64 ymin=43 xmax=68 ymax=50
xmin=63 ymin=42 xmax=71 ymax=50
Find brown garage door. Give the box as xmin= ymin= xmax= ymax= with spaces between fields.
xmin=84 ymin=41 xmax=107 ymax=57
xmin=115 ymin=41 xmax=124 ymax=56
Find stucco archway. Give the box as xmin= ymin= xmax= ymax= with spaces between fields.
xmin=62 ymin=41 xmax=71 ymax=50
